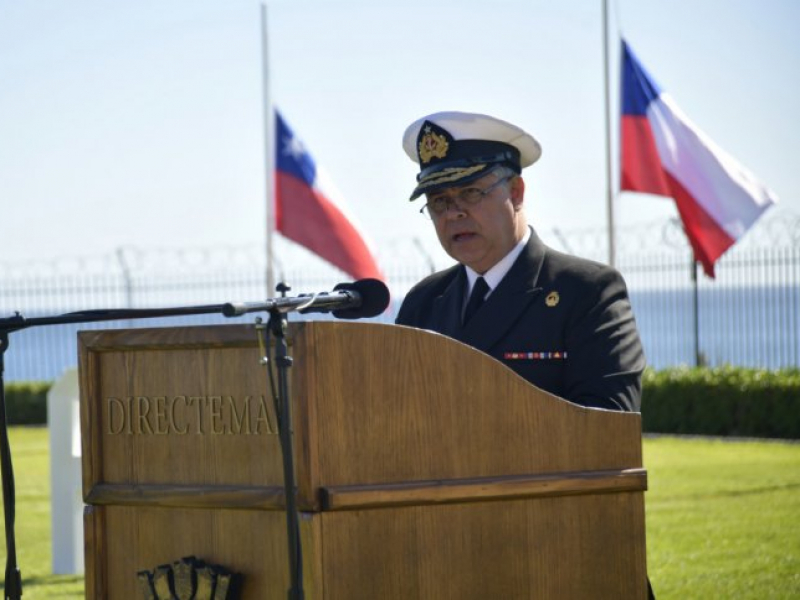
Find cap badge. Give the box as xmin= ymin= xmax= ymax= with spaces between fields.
xmin=545 ymin=291 xmax=560 ymax=307
xmin=418 ymin=125 xmax=449 ymax=164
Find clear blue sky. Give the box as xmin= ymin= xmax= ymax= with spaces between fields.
xmin=1 ymin=0 xmax=797 ymax=273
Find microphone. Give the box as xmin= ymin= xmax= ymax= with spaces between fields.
xmin=329 ymin=279 xmax=390 ymax=319
xmin=222 ymin=278 xmax=390 ymax=320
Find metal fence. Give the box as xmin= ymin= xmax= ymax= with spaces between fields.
xmin=620 ymin=247 xmax=800 ymax=369
xmin=2 ymin=216 xmax=799 ymax=382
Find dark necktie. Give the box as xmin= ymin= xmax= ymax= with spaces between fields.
xmin=463 ymin=277 xmax=490 ymax=325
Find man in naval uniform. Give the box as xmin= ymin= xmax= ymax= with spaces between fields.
xmin=395 ymin=111 xmax=646 ymax=412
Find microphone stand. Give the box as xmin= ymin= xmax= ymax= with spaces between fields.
xmin=0 ymin=296 xmax=313 ymax=600
xmin=0 ymin=330 xmax=22 ymax=600
xmin=267 ymin=284 xmax=305 ymax=600
xmin=0 ymin=304 xmax=233 ymax=600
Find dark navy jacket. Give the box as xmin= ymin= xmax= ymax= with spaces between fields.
xmin=395 ymin=230 xmax=645 ymax=412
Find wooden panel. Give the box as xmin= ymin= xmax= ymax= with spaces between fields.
xmin=85 ymin=505 xmax=322 ymax=600
xmin=79 ymin=325 xmax=286 ymax=495
xmin=320 ymin=493 xmax=648 ymax=600
xmin=296 ymin=323 xmax=642 ymax=489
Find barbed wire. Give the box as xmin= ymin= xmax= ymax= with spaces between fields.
xmin=1 ymin=209 xmax=796 ymax=278
xmin=544 ymin=206 xmax=798 ymax=258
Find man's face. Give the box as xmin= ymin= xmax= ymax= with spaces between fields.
xmin=426 ymin=170 xmax=526 ymax=274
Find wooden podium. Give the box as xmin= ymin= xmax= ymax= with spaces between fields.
xmin=79 ymin=322 xmax=648 ymax=599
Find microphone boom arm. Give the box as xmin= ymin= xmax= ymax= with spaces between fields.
xmin=221 ymin=290 xmax=358 ymax=318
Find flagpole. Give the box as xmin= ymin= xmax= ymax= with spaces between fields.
xmin=691 ymin=258 xmax=701 ymax=367
xmin=261 ymin=2 xmax=276 ymax=296
xmin=602 ymin=0 xmax=616 ymax=267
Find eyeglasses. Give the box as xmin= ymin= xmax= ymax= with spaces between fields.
xmin=419 ymin=174 xmax=514 ymax=219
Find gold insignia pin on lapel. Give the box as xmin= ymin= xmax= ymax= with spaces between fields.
xmin=545 ymin=291 xmax=560 ymax=307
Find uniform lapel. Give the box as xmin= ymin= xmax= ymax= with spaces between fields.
xmin=430 ymin=267 xmax=467 ymax=339
xmin=459 ymin=232 xmax=547 ymax=352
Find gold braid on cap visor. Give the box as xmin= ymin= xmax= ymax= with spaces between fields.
xmin=415 ymin=164 xmax=488 ymax=191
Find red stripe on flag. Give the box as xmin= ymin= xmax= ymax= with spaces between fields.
xmin=665 ymin=170 xmax=735 ymax=278
xmin=621 ymin=115 xmax=671 ymax=197
xmin=276 ymin=173 xmax=383 ymax=281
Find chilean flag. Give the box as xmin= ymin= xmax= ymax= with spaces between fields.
xmin=620 ymin=40 xmax=778 ymax=277
xmin=275 ymin=111 xmax=384 ymax=281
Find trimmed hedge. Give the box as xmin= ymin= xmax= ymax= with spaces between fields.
xmin=642 ymin=367 xmax=800 ymax=439
xmin=2 ymin=368 xmax=799 ymax=438
xmin=2 ymin=381 xmax=51 ymax=425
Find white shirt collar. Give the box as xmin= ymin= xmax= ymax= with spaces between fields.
xmin=464 ymin=227 xmax=531 ymax=298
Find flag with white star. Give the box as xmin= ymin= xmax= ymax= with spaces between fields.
xmin=274 ymin=111 xmax=383 ymax=281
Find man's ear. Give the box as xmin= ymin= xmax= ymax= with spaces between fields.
xmin=510 ymin=176 xmax=525 ymax=210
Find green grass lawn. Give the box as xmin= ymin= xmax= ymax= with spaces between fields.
xmin=0 ymin=428 xmax=798 ymax=598
xmin=644 ymin=436 xmax=800 ymax=598
xmin=0 ymin=427 xmax=83 ymax=598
